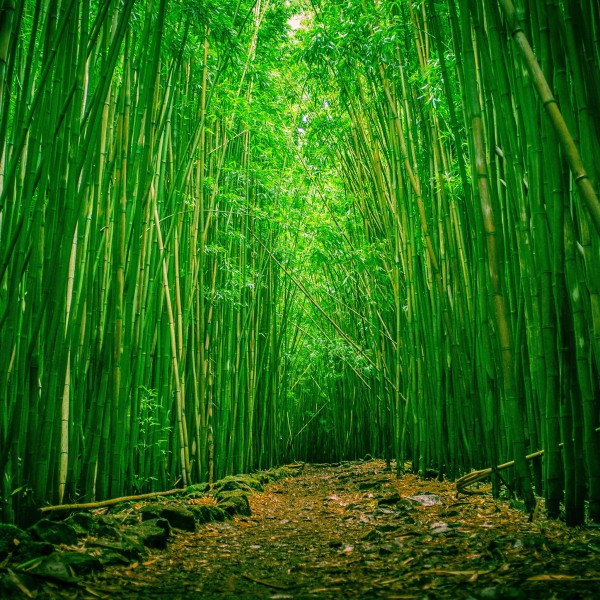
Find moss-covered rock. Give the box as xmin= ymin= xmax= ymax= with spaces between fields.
xmin=188 ymin=503 xmax=226 ymax=523
xmin=15 ymin=540 xmax=54 ymax=561
xmin=0 ymin=524 xmax=30 ymax=559
xmin=29 ymin=519 xmax=78 ymax=546
xmin=215 ymin=491 xmax=251 ymax=517
xmin=213 ymin=475 xmax=263 ymax=493
xmin=127 ymin=519 xmax=170 ymax=549
xmin=207 ymin=505 xmax=227 ymax=522
xmin=254 ymin=473 xmax=271 ymax=486
xmin=140 ymin=505 xmax=163 ymax=521
xmin=189 ymin=504 xmax=212 ymax=524
xmin=160 ymin=506 xmax=196 ymax=531
xmin=96 ymin=522 xmax=121 ymax=540
xmin=65 ymin=512 xmax=96 ymax=536
xmin=86 ymin=537 xmax=145 ymax=562
xmin=98 ymin=514 xmax=119 ymax=527
xmin=17 ymin=552 xmax=80 ymax=583
xmin=186 ymin=483 xmax=210 ymax=495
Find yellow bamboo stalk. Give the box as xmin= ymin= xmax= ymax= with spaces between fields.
xmin=41 ymin=488 xmax=183 ymax=513
xmin=153 ymin=185 xmax=190 ymax=486
xmin=59 ymin=224 xmax=79 ymax=504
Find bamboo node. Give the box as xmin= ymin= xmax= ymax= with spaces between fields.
xmin=542 ymin=98 xmax=557 ymax=109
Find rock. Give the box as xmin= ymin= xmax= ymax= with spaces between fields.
xmin=96 ymin=523 xmax=121 ymax=540
xmin=15 ymin=540 xmax=55 ymax=560
xmin=207 ymin=505 xmax=226 ymax=522
xmin=117 ymin=513 xmax=139 ymax=526
xmin=17 ymin=552 xmax=79 ymax=583
xmin=407 ymin=494 xmax=442 ymax=506
xmin=106 ymin=503 xmax=138 ymax=524
xmin=112 ymin=534 xmax=146 ymax=557
xmin=57 ymin=551 xmax=102 ymax=575
xmin=375 ymin=507 xmax=394 ymax=515
xmin=98 ymin=515 xmax=119 ymax=527
xmin=215 ymin=491 xmax=251 ymax=517
xmin=190 ymin=504 xmax=226 ymax=523
xmin=378 ymin=493 xmax=401 ymax=506
xmin=87 ymin=538 xmax=144 ymax=562
xmin=0 ymin=524 xmax=30 ymax=559
xmin=65 ymin=512 xmax=96 ymax=536
xmin=160 ymin=506 xmax=196 ymax=531
xmin=264 ymin=468 xmax=285 ymax=482
xmin=429 ymin=521 xmax=452 ymax=535
xmin=213 ymin=475 xmax=263 ymax=494
xmin=256 ymin=473 xmax=270 ymax=485
xmin=29 ymin=519 xmax=78 ymax=546
xmin=186 ymin=483 xmax=210 ymax=495
xmin=237 ymin=476 xmax=264 ymax=492
xmin=127 ymin=519 xmax=170 ymax=549
xmin=217 ymin=480 xmax=254 ymax=493
xmin=190 ymin=504 xmax=213 ymax=524
xmin=140 ymin=505 xmax=163 ymax=521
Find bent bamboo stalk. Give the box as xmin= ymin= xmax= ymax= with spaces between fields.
xmin=456 ymin=450 xmax=545 ymax=495
xmin=40 ymin=488 xmax=183 ymax=514
xmin=498 ymin=0 xmax=600 ymax=235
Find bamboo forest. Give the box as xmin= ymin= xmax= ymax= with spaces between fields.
xmin=0 ymin=0 xmax=600 ymax=596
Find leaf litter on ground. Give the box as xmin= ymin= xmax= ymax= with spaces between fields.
xmin=21 ymin=460 xmax=600 ymax=599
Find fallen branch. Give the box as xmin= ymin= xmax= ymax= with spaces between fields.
xmin=456 ymin=450 xmax=544 ymax=495
xmin=40 ymin=488 xmax=183 ymax=513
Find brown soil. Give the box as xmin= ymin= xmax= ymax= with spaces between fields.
xmin=38 ymin=461 xmax=600 ymax=599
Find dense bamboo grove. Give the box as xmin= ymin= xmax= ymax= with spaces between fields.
xmin=0 ymin=0 xmax=599 ymax=527
xmin=296 ymin=0 xmax=600 ymax=525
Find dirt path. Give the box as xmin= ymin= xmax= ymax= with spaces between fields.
xmin=40 ymin=461 xmax=600 ymax=599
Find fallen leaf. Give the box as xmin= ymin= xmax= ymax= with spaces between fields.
xmin=84 ymin=586 xmax=109 ymax=598
xmin=7 ymin=569 xmax=34 ymax=598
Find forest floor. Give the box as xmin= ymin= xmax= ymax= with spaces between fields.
xmin=31 ymin=460 xmax=600 ymax=599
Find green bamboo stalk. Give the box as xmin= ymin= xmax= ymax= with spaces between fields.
xmin=498 ymin=0 xmax=600 ymax=234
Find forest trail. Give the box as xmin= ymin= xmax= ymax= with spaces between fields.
xmin=35 ymin=460 xmax=600 ymax=600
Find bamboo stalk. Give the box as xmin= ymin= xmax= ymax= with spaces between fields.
xmin=41 ymin=488 xmax=184 ymax=513
xmin=498 ymin=0 xmax=600 ymax=234
xmin=457 ymin=450 xmax=545 ymax=495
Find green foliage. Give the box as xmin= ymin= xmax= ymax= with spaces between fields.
xmin=1 ymin=0 xmax=599 ymax=526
